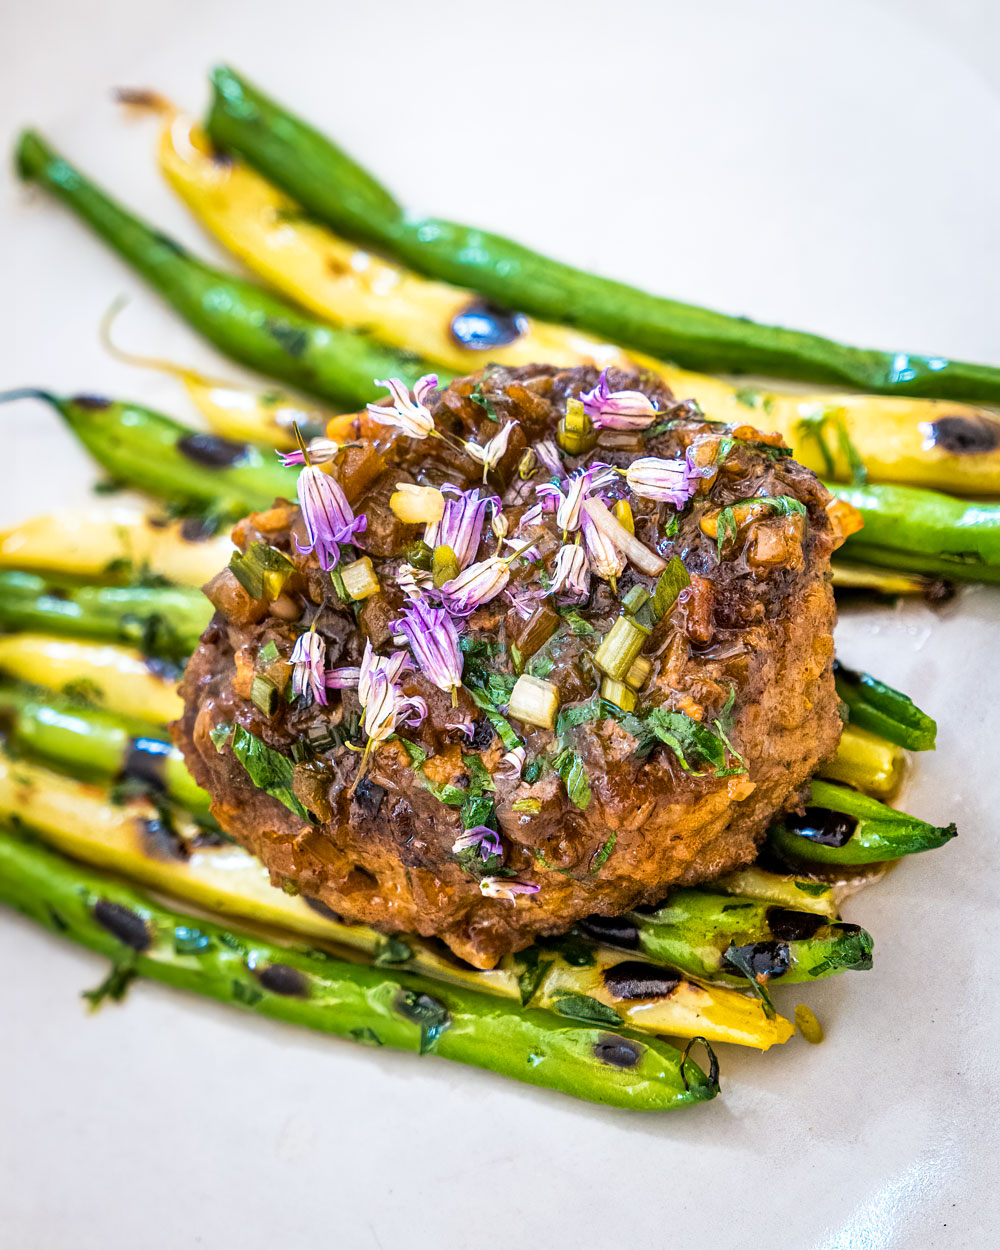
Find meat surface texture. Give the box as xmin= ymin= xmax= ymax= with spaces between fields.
xmin=174 ymin=364 xmax=849 ymax=968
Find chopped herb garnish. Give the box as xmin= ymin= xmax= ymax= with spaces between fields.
xmin=468 ymin=381 xmax=500 ymax=423
xmin=552 ymin=748 xmax=592 ymax=810
xmin=613 ymin=706 xmax=745 ymax=777
xmin=550 ymin=992 xmax=623 ymax=1027
xmin=557 ymin=607 xmax=598 ymax=637
xmin=259 ymin=640 xmax=280 ymax=664
xmin=589 ymin=833 xmax=617 ymax=875
xmin=209 ymin=722 xmax=233 ymax=753
xmin=82 ymin=959 xmax=136 ymax=1008
xmin=231 ymin=726 xmax=309 ymax=819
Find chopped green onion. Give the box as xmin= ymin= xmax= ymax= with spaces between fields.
xmin=621 ymin=585 xmax=650 ymax=614
xmin=509 ymin=674 xmax=561 ymax=730
xmin=250 ymin=674 xmax=278 ymax=717
xmin=432 ymin=544 xmax=459 ymax=588
xmin=229 ymin=542 xmax=295 ymax=601
xmin=600 ymin=678 xmax=637 ymax=713
xmin=513 ymin=603 xmax=559 ymax=659
xmin=340 ymin=556 xmax=380 ymax=600
xmin=593 ymin=615 xmax=648 ymax=681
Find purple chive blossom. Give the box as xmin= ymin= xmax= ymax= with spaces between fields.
xmin=396 ymin=562 xmax=435 ymax=600
xmin=534 ymin=438 xmax=563 ymax=477
xmin=392 ymin=596 xmax=464 ymax=701
xmin=503 ymin=585 xmax=544 ymax=620
xmin=325 ymin=665 xmax=362 ymax=690
xmin=289 ymin=629 xmax=328 ymax=706
xmin=480 ymin=877 xmax=540 ymax=901
xmin=358 ymin=640 xmax=410 ymax=703
xmin=549 ymin=543 xmax=590 ymax=602
xmin=581 ymin=508 xmax=626 ymax=582
xmin=452 ymin=825 xmax=504 ymax=861
xmin=495 ymin=745 xmax=526 ymax=780
xmin=463 ymin=421 xmax=518 ymax=480
xmin=624 ymin=456 xmax=695 ymax=508
xmin=278 ymin=437 xmax=340 ymax=467
xmin=424 ymin=485 xmax=499 ymax=570
xmin=296 ymin=465 xmax=366 ymax=571
xmin=535 ymin=464 xmax=615 ymax=534
xmin=445 ymin=711 xmax=476 ymax=741
xmin=440 ymin=556 xmax=511 ymax=616
xmin=580 ymin=367 xmax=659 ymax=430
xmin=366 ymin=374 xmax=438 ymax=439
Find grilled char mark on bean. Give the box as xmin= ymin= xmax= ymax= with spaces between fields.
xmin=602 ymin=961 xmax=682 ymax=999
xmin=785 ymin=808 xmax=858 ymax=847
xmin=93 ymin=899 xmax=151 ymax=950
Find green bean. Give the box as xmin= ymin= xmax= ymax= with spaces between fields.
xmin=769 ymin=779 xmax=957 ymax=865
xmin=205 ymin=66 xmax=1000 ymax=402
xmin=0 ymin=571 xmax=210 ymax=660
xmin=14 ymin=131 xmax=443 ymax=410
xmin=0 ymin=827 xmax=718 ymax=1111
xmin=1 ymin=389 xmax=297 ymax=517
xmin=0 ymin=681 xmax=209 ymax=812
xmin=831 ymin=480 xmax=1000 ymax=580
xmin=834 ymin=661 xmax=936 ymax=751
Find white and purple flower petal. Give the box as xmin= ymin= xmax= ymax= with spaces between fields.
xmin=366 ymin=374 xmax=438 ymax=440
xmin=289 ymin=629 xmax=328 ymax=706
xmin=534 ymin=439 xmax=563 ymax=477
xmin=278 ymin=437 xmax=340 ymax=467
xmin=536 ymin=463 xmax=614 ymax=534
xmin=495 ymin=745 xmax=526 ymax=780
xmin=479 ymin=877 xmax=540 ymax=901
xmin=581 ymin=508 xmax=627 ymax=583
xmin=296 ymin=465 xmax=366 ymax=571
xmin=625 ymin=456 xmax=695 ymax=508
xmin=463 ymin=421 xmax=518 ymax=479
xmin=452 ymin=825 xmax=504 ymax=861
xmin=424 ymin=485 xmax=498 ymax=570
xmin=580 ymin=368 xmax=659 ymax=430
xmin=441 ymin=556 xmax=511 ymax=616
xmin=549 ymin=543 xmax=590 ymax=602
xmin=392 ymin=596 xmax=464 ymax=699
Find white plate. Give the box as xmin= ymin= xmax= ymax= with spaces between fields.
xmin=4 ymin=3 xmax=999 ymax=1247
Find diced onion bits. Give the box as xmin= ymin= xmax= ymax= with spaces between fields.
xmin=508 ymin=674 xmax=561 ymax=730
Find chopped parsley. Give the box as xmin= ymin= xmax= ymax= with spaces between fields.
xmin=231 ymin=726 xmax=309 ymax=820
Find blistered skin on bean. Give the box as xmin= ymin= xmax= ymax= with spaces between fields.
xmin=450 ymin=300 xmax=528 ymax=351
xmin=786 ymin=808 xmax=858 ymax=847
xmin=765 ymin=907 xmax=825 ymax=941
xmin=724 ymin=940 xmax=791 ymax=980
xmin=255 ymin=962 xmax=310 ymax=996
xmin=927 ymin=414 xmax=1000 ymax=455
xmin=593 ymin=1035 xmax=643 ymax=1068
xmin=578 ymin=915 xmax=641 ymax=950
xmin=602 ymin=960 xmax=681 ymax=999
xmin=177 ymin=431 xmax=250 ymax=468
xmin=93 ymin=899 xmax=151 ymax=950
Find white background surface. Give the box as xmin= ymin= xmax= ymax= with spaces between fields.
xmin=4 ymin=2 xmax=1000 ymax=1247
